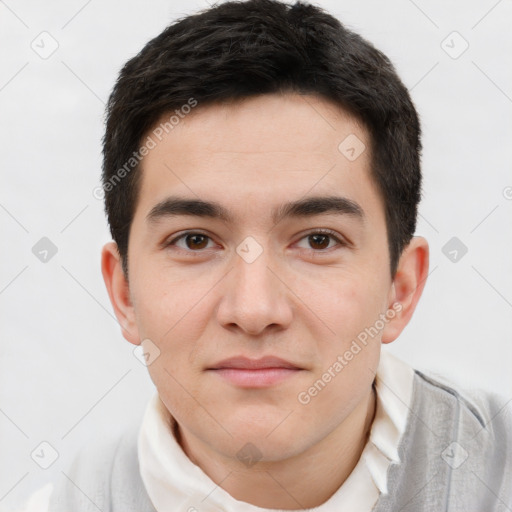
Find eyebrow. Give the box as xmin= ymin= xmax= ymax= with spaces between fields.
xmin=146 ymin=195 xmax=365 ymax=226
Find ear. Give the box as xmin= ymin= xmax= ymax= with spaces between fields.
xmin=101 ymin=241 xmax=140 ymax=345
xmin=381 ymin=236 xmax=429 ymax=344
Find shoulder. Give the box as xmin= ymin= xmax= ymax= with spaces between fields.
xmin=374 ymin=367 xmax=512 ymax=511
xmin=412 ymin=368 xmax=512 ymax=444
xmin=381 ymin=369 xmax=512 ymax=510
xmin=48 ymin=425 xmax=153 ymax=512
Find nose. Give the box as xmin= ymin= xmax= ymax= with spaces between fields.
xmin=215 ymin=242 xmax=293 ymax=336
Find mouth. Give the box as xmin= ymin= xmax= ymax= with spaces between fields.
xmin=206 ymin=356 xmax=304 ymax=388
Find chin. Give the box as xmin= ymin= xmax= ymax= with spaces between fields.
xmin=221 ymin=421 xmax=310 ymax=460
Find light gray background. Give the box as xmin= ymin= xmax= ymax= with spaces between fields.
xmin=1 ymin=0 xmax=511 ymax=510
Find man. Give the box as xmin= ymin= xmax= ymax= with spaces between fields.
xmin=45 ymin=0 xmax=511 ymax=510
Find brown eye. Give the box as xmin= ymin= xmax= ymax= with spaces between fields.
xmin=296 ymin=230 xmax=345 ymax=252
xmin=308 ymin=234 xmax=331 ymax=250
xmin=166 ymin=232 xmax=214 ymax=252
xmin=184 ymin=234 xmax=209 ymax=250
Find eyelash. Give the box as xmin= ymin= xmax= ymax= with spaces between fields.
xmin=164 ymin=229 xmax=347 ymax=255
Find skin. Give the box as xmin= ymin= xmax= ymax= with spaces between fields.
xmin=101 ymin=92 xmax=429 ymax=509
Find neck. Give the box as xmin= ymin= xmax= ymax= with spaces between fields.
xmin=173 ymin=383 xmax=377 ymax=510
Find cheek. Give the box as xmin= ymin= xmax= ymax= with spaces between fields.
xmin=139 ymin=289 xmax=210 ymax=428
xmin=295 ymin=271 xmax=384 ymax=399
xmin=299 ymin=270 xmax=387 ymax=346
xmin=132 ymin=269 xmax=211 ymax=340
xmin=131 ymin=273 xmax=212 ymax=406
xmin=296 ymin=276 xmax=383 ymax=432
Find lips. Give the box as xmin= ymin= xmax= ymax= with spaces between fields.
xmin=207 ymin=355 xmax=302 ymax=370
xmin=206 ymin=356 xmax=303 ymax=388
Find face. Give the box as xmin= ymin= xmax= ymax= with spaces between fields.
xmin=104 ymin=93 xmax=418 ymax=465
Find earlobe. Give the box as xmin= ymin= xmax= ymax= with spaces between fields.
xmin=101 ymin=241 xmax=140 ymax=345
xmin=381 ymin=236 xmax=429 ymax=344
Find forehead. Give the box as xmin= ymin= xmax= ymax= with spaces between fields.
xmin=133 ymin=93 xmax=384 ymax=227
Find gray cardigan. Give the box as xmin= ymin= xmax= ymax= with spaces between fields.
xmin=48 ymin=370 xmax=512 ymax=511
